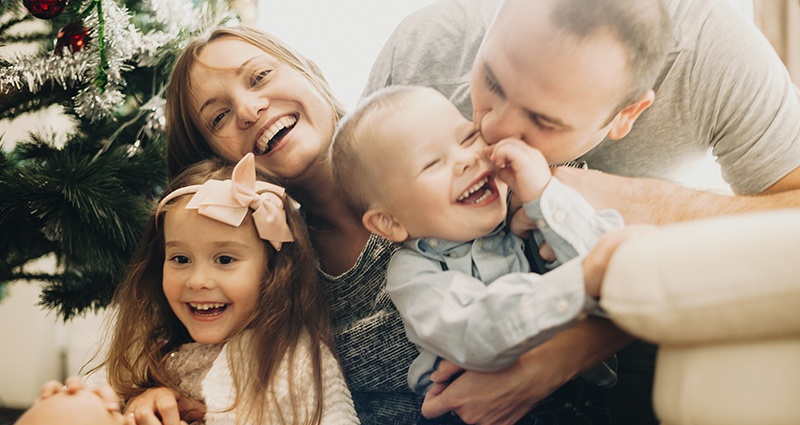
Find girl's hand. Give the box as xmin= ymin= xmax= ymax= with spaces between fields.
xmin=486 ymin=138 xmax=552 ymax=204
xmin=125 ymin=387 xmax=202 ymax=425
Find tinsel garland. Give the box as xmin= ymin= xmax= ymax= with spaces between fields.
xmin=0 ymin=0 xmax=229 ymax=122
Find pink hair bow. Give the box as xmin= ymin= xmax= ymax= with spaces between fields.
xmin=157 ymin=153 xmax=294 ymax=250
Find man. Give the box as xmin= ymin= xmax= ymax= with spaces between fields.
xmin=363 ymin=0 xmax=800 ymax=423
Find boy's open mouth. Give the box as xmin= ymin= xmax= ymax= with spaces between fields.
xmin=255 ymin=115 xmax=297 ymax=155
xmin=457 ymin=175 xmax=495 ymax=205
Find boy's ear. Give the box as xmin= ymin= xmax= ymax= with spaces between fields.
xmin=607 ymin=89 xmax=654 ymax=140
xmin=362 ymin=208 xmax=409 ymax=242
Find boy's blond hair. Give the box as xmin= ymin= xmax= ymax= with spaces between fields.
xmin=332 ymin=85 xmax=429 ymax=216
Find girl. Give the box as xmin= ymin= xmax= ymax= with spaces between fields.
xmin=98 ymin=153 xmax=358 ymax=424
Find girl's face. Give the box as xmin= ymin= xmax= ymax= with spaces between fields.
xmin=162 ymin=200 xmax=268 ymax=344
xmin=189 ymin=36 xmax=337 ymax=181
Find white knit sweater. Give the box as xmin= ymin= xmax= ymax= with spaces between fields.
xmin=201 ymin=332 xmax=360 ymax=425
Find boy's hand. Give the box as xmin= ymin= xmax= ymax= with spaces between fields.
xmin=487 ymin=138 xmax=551 ymax=204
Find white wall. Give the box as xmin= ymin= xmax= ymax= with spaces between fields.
xmin=258 ymin=0 xmax=437 ymax=110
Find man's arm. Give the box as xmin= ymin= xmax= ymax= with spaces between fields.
xmin=422 ymin=318 xmax=633 ymax=425
xmin=552 ymin=166 xmax=800 ymax=225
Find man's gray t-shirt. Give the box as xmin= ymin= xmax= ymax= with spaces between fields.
xmin=362 ymin=0 xmax=800 ymax=194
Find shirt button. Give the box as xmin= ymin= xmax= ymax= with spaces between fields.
xmin=429 ymin=239 xmax=439 ymax=247
xmin=448 ymin=252 xmax=458 ymax=258
xmin=553 ymin=210 xmax=567 ymax=223
xmin=536 ymin=218 xmax=548 ymax=229
xmin=555 ymin=299 xmax=570 ymax=313
xmin=476 ymin=240 xmax=483 ymax=249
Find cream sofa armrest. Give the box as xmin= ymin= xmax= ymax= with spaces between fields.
xmin=600 ymin=209 xmax=800 ymax=345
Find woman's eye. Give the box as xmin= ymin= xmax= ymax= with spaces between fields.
xmin=211 ymin=111 xmax=227 ymax=128
xmin=217 ymin=255 xmax=235 ymax=265
xmin=252 ymin=69 xmax=271 ymax=85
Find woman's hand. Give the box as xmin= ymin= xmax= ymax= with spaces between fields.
xmin=421 ymin=318 xmax=634 ymax=425
xmin=124 ymin=387 xmax=203 ymax=425
xmin=583 ymin=225 xmax=656 ymax=298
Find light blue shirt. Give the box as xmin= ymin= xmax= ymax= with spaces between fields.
xmin=386 ymin=178 xmax=624 ymax=394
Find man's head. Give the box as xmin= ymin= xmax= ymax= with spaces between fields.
xmin=333 ymin=85 xmax=508 ymax=243
xmin=472 ymin=0 xmax=671 ymax=164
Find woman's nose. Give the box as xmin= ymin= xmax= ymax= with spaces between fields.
xmin=236 ymin=96 xmax=269 ymax=129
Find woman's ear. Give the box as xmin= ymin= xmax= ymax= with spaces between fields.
xmin=362 ymin=209 xmax=409 ymax=242
xmin=607 ymin=89 xmax=655 ymax=140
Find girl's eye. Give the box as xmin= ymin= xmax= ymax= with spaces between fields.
xmin=217 ymin=255 xmax=235 ymax=265
xmin=170 ymin=255 xmax=190 ymax=264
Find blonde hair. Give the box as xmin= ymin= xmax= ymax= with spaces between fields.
xmin=165 ymin=25 xmax=347 ymax=178
xmin=97 ymin=158 xmax=332 ymax=424
xmin=332 ymin=85 xmax=424 ymax=217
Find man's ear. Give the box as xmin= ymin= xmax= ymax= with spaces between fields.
xmin=362 ymin=208 xmax=409 ymax=242
xmin=607 ymin=89 xmax=654 ymax=140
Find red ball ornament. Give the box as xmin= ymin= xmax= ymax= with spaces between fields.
xmin=23 ymin=0 xmax=67 ymax=19
xmin=55 ymin=23 xmax=90 ymax=56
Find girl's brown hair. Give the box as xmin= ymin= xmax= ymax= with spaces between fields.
xmin=165 ymin=25 xmax=347 ymax=179
xmin=98 ymin=158 xmax=332 ymax=424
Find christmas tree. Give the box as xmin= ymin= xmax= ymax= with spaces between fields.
xmin=0 ymin=0 xmax=233 ymax=320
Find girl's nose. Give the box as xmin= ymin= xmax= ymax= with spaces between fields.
xmin=186 ymin=265 xmax=215 ymax=290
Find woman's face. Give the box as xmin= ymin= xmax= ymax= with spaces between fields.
xmin=189 ymin=36 xmax=337 ymax=180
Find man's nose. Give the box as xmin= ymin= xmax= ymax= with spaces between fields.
xmin=479 ymin=106 xmax=524 ymax=145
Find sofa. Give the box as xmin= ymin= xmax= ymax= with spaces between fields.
xmin=600 ymin=209 xmax=800 ymax=425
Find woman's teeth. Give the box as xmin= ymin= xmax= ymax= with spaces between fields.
xmin=458 ymin=176 xmax=492 ymax=204
xmin=256 ymin=115 xmax=297 ymax=154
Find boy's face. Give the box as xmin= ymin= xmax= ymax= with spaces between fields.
xmin=370 ymin=89 xmax=508 ymax=242
xmin=471 ymin=0 xmax=631 ymax=164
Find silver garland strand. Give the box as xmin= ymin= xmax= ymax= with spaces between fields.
xmin=0 ymin=0 xmax=231 ymax=122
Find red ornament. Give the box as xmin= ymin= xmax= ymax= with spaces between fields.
xmin=23 ymin=0 xmax=67 ymax=19
xmin=55 ymin=23 xmax=90 ymax=56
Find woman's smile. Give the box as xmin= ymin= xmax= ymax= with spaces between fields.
xmin=255 ymin=114 xmax=297 ymax=155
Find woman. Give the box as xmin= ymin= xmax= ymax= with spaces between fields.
xmin=144 ymin=26 xmax=421 ymax=424
xmin=130 ymin=25 xmax=629 ymax=425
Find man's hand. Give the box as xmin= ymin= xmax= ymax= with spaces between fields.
xmin=421 ymin=319 xmax=633 ymax=425
xmin=124 ymin=387 xmax=203 ymax=425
